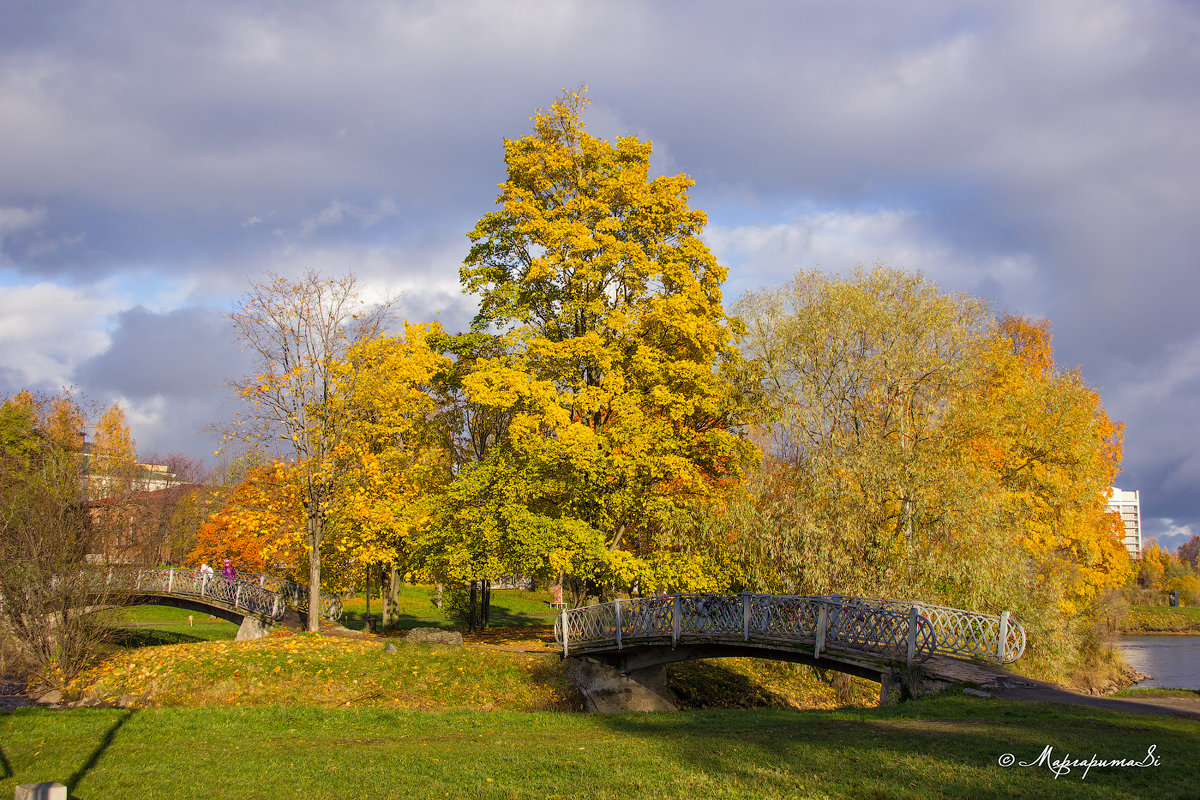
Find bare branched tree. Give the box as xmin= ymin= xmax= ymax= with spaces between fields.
xmin=223 ymin=271 xmax=394 ymax=631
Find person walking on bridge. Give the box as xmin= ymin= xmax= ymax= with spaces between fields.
xmin=221 ymin=559 xmax=237 ymax=581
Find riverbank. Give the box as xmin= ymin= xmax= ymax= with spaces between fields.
xmin=1122 ymin=604 xmax=1200 ymax=634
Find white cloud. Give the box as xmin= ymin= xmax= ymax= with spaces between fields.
xmin=1143 ymin=519 xmax=1194 ymax=556
xmin=0 ymin=204 xmax=46 ymax=236
xmin=0 ymin=277 xmax=121 ymax=389
xmin=706 ymin=208 xmax=1042 ymax=312
xmin=291 ymin=196 xmax=400 ymax=239
xmin=0 ymin=204 xmax=48 ymax=261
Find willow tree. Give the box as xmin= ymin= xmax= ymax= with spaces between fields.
xmin=733 ymin=266 xmax=1001 ymax=603
xmin=452 ymin=89 xmax=756 ymax=598
xmin=227 ymin=271 xmax=392 ymax=631
xmin=729 ymin=269 xmax=1131 ymax=678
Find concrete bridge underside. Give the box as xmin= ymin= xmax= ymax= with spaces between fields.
xmin=114 ymin=593 xmax=294 ymax=639
xmin=571 ymin=642 xmax=979 ymax=711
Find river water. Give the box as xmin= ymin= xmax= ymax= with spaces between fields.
xmin=1118 ymin=635 xmax=1200 ymax=689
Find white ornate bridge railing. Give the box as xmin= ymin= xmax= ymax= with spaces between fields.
xmin=91 ymin=567 xmax=344 ymax=622
xmin=256 ymin=575 xmax=344 ymax=622
xmin=554 ymin=593 xmax=1025 ymax=666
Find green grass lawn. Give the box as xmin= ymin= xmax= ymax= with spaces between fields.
xmin=62 ymin=628 xmax=875 ymax=713
xmin=338 ymin=585 xmax=559 ymax=630
xmin=2 ymin=698 xmax=1196 ymax=799
xmin=111 ymin=605 xmax=226 ymax=625
xmin=105 ymin=604 xmax=239 ymax=645
xmin=6 ymin=594 xmax=1193 ymax=798
xmin=1124 ymin=605 xmax=1200 ymax=634
xmin=1113 ymin=688 xmax=1200 ymax=700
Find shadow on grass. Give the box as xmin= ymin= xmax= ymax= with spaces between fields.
xmin=0 ymin=743 xmax=11 ymax=779
xmin=107 ymin=628 xmax=211 ymax=648
xmin=587 ymin=699 xmax=1198 ymax=799
xmin=67 ymin=709 xmax=134 ymax=799
xmin=667 ymin=660 xmax=795 ymax=710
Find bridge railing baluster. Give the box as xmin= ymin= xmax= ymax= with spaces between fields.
xmin=560 ymin=608 xmax=569 ymax=657
xmin=671 ymin=596 xmax=681 ymax=647
xmin=742 ymin=592 xmax=751 ymax=641
xmin=814 ymin=604 xmax=827 ymax=658
xmin=905 ymin=606 xmax=918 ymax=666
xmin=614 ymin=600 xmax=622 ymax=650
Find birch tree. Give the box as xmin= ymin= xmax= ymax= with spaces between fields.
xmin=90 ymin=402 xmax=138 ymax=500
xmin=226 ymin=271 xmax=392 ymax=631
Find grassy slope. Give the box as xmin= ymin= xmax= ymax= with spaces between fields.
xmin=68 ymin=631 xmax=576 ymax=712
xmin=2 ymin=699 xmax=1197 ymax=799
xmin=63 ymin=628 xmax=875 ymax=713
xmin=1124 ymin=605 xmax=1200 ymax=634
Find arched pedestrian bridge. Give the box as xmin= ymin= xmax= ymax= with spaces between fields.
xmin=554 ymin=593 xmax=1026 ymax=708
xmin=91 ymin=567 xmax=343 ymax=638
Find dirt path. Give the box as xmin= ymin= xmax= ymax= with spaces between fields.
xmin=920 ymin=655 xmax=1200 ymax=719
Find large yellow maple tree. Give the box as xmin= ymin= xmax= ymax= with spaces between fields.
xmin=446 ymin=89 xmax=757 ymax=597
xmin=968 ymin=315 xmax=1131 ymax=615
xmin=328 ymin=322 xmax=453 ymax=622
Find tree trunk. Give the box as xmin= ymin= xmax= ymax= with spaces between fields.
xmin=379 ymin=563 xmax=390 ymax=627
xmin=468 ymin=580 xmax=478 ymax=632
xmin=481 ymin=581 xmax=492 ymax=629
xmin=386 ymin=564 xmax=399 ymax=628
xmin=364 ymin=562 xmax=371 ymax=626
xmin=305 ymin=500 xmax=323 ymax=633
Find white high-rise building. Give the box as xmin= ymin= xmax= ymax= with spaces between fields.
xmin=1107 ymin=487 xmax=1142 ymax=558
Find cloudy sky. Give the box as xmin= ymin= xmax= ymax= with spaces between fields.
xmin=1 ymin=0 xmax=1196 ymax=551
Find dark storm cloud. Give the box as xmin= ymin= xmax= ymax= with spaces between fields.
xmin=70 ymin=305 xmax=254 ymax=460
xmin=73 ymin=306 xmax=246 ymax=400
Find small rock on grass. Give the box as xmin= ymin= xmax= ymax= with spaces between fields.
xmin=405 ymin=628 xmax=464 ymax=646
xmin=382 ymin=642 xmax=399 ymax=654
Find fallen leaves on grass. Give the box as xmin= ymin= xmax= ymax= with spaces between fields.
xmin=66 ymin=630 xmax=576 ymax=712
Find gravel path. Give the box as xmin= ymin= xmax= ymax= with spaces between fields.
xmin=921 ymin=655 xmax=1200 ymax=719
xmin=987 ymin=683 xmax=1200 ymax=719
